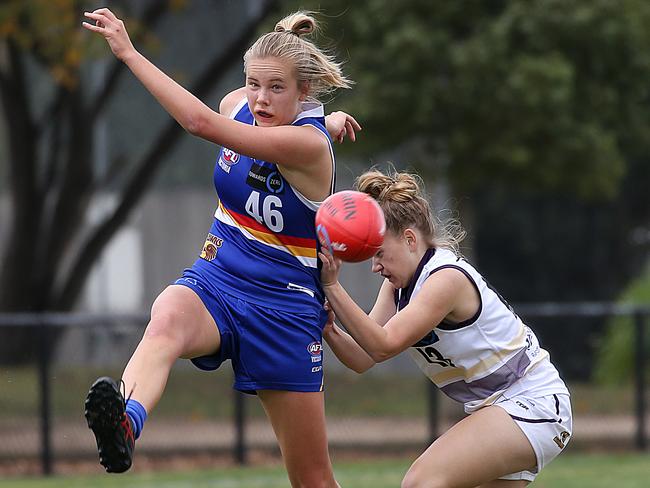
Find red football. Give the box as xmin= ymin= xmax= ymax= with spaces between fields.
xmin=315 ymin=190 xmax=386 ymax=262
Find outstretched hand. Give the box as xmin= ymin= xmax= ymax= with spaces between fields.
xmin=325 ymin=111 xmax=362 ymax=143
xmin=82 ymin=8 xmax=136 ymax=62
xmin=318 ymin=236 xmax=343 ymax=287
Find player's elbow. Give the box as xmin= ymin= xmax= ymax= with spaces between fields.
xmin=369 ymin=349 xmax=393 ymax=363
xmin=369 ymin=342 xmax=400 ymax=363
xmin=183 ymin=112 xmax=207 ymax=136
xmin=184 ymin=106 xmax=217 ymax=137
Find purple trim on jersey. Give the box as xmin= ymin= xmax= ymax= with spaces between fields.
xmin=439 ymin=347 xmax=531 ymax=403
xmin=396 ymin=248 xmax=436 ymax=310
xmin=428 ymin=264 xmax=482 ymax=331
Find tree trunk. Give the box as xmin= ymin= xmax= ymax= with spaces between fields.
xmin=0 ymin=0 xmax=280 ymax=364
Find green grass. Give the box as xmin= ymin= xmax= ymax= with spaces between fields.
xmin=533 ymin=452 xmax=650 ymax=487
xmin=0 ymin=365 xmax=640 ymax=421
xmin=1 ymin=453 xmax=649 ymax=487
xmin=0 ymin=366 xmax=430 ymax=420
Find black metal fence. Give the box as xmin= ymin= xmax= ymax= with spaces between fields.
xmin=0 ymin=302 xmax=648 ymax=476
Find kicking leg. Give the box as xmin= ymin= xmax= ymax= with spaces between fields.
xmin=121 ymin=285 xmax=221 ymax=410
xmin=85 ymin=285 xmax=221 ymax=472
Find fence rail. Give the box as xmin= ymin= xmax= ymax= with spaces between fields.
xmin=0 ymin=302 xmax=648 ymax=476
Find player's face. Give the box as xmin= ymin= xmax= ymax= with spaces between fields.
xmin=245 ymin=57 xmax=307 ymax=127
xmin=371 ymin=231 xmax=416 ymax=289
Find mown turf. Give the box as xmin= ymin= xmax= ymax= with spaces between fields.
xmin=2 ymin=453 xmax=649 ymax=487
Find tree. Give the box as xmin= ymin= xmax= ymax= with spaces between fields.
xmin=299 ymin=0 xmax=650 ymax=379
xmin=321 ymin=0 xmax=650 ymax=197
xmin=307 ymin=0 xmax=649 ymax=282
xmin=0 ymin=0 xmax=278 ymax=362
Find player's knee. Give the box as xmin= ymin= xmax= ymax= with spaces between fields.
xmin=142 ymin=310 xmax=186 ymax=352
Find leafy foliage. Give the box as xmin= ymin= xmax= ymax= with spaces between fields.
xmin=309 ymin=0 xmax=650 ymax=199
xmin=594 ymin=267 xmax=650 ymax=384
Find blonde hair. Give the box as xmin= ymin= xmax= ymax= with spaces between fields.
xmin=355 ymin=168 xmax=466 ymax=254
xmin=243 ymin=11 xmax=352 ymax=101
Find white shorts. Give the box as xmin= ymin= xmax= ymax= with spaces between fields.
xmin=495 ymin=393 xmax=572 ymax=482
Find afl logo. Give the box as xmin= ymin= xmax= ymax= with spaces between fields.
xmin=218 ymin=148 xmax=240 ymax=174
xmin=307 ymin=341 xmax=322 ymax=356
xmin=222 ymin=149 xmax=240 ymax=165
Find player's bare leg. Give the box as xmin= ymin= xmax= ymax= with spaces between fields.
xmin=86 ymin=285 xmax=221 ymax=472
xmin=401 ymin=405 xmax=536 ymax=488
xmin=259 ymin=390 xmax=340 ymax=488
xmin=121 ymin=285 xmax=221 ymax=410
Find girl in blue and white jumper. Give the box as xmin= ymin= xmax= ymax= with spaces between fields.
xmin=83 ymin=8 xmax=358 ymax=487
xmin=319 ymin=168 xmax=572 ymax=488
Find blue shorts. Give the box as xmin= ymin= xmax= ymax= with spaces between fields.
xmin=174 ymin=269 xmax=327 ymax=394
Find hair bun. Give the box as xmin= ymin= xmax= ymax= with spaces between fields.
xmin=275 ymin=12 xmax=317 ymax=37
xmin=356 ymin=170 xmax=419 ymax=204
xmin=355 ymin=171 xmax=393 ymax=201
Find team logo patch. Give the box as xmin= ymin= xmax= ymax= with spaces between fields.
xmin=553 ymin=431 xmax=571 ymax=449
xmin=200 ymin=233 xmax=223 ymax=261
xmin=218 ymin=148 xmax=240 ymax=173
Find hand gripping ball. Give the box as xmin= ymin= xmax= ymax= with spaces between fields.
xmin=315 ymin=190 xmax=386 ymax=262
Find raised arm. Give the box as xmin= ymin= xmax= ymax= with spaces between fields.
xmin=82 ymin=9 xmax=329 ymax=172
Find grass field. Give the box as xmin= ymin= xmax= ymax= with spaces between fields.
xmin=1 ymin=453 xmax=649 ymax=488
xmin=0 ymin=365 xmax=639 ymax=420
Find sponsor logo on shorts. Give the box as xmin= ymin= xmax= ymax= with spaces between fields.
xmin=311 ymin=366 xmax=322 ymax=373
xmin=218 ymin=149 xmax=240 ymax=173
xmin=311 ymin=355 xmax=322 ymax=363
xmin=200 ymin=233 xmax=223 ymax=261
xmin=307 ymin=341 xmax=322 ymax=356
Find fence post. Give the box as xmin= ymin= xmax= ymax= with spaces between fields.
xmin=234 ymin=389 xmax=247 ymax=464
xmin=427 ymin=381 xmax=439 ymax=444
xmin=634 ymin=312 xmax=647 ymax=450
xmin=37 ymin=322 xmax=53 ymax=475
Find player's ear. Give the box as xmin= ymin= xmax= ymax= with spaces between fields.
xmin=404 ymin=229 xmax=417 ymax=251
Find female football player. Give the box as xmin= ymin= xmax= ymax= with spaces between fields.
xmin=82 ymin=8 xmax=358 ymax=487
xmin=319 ymin=168 xmax=572 ymax=487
